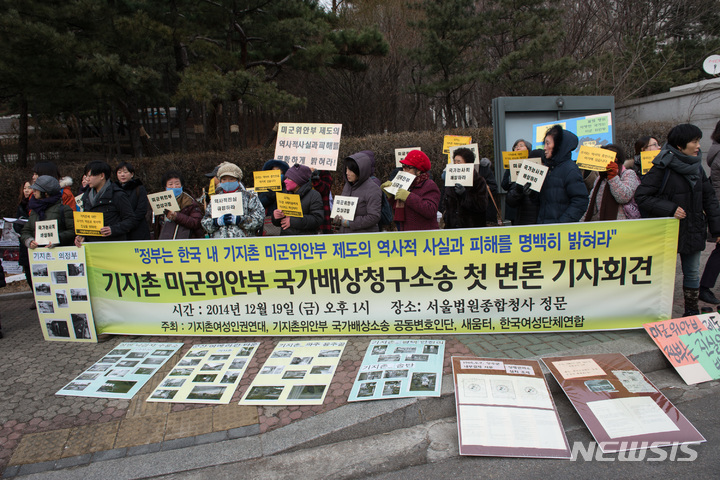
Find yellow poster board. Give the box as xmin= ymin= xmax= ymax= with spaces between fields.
xmin=575 ymin=146 xmax=617 ymax=172
xmin=443 ymin=135 xmax=472 ymax=161
xmin=73 ymin=211 xmax=103 ymax=236
xmin=276 ymin=192 xmax=303 ymax=218
xmin=253 ymin=170 xmax=283 ymax=192
xmin=641 ymin=151 xmax=660 ymax=175
xmin=501 ymin=150 xmax=529 ymax=169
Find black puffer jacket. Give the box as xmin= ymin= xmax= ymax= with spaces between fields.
xmin=118 ymin=178 xmax=151 ymax=240
xmin=80 ymin=182 xmax=135 ymax=242
xmin=635 ymin=146 xmax=720 ymax=253
xmin=443 ymin=167 xmax=487 ymax=228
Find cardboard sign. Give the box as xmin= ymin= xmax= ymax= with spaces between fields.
xmin=277 ymin=192 xmax=303 ymax=218
xmin=253 ymin=170 xmax=282 ymax=192
xmin=330 ymin=195 xmax=358 ymax=221
xmin=384 ymin=171 xmax=415 ymax=196
xmin=444 ymin=164 xmax=474 ymax=187
xmin=443 ymin=135 xmax=472 ymax=161
xmin=211 ymin=193 xmax=244 ymax=218
xmin=395 ymin=147 xmax=421 ymax=168
xmin=641 ymin=150 xmax=659 ymax=175
xmin=147 ymin=191 xmax=181 ymax=216
xmin=35 ymin=220 xmax=59 ymax=246
xmin=73 ymin=211 xmax=103 ymax=236
xmin=274 ymin=122 xmax=342 ymax=171
xmin=517 ymin=161 xmax=548 ymax=192
xmin=576 ymin=146 xmax=617 ymax=172
xmin=448 ymin=143 xmax=480 ymax=164
xmin=509 ymin=157 xmax=541 ymax=182
xmin=501 ymin=150 xmax=529 ymax=169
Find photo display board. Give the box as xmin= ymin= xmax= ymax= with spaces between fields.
xmin=452 ymin=356 xmax=570 ymax=458
xmin=542 ymin=353 xmax=705 ymax=453
xmin=148 ymin=343 xmax=259 ymax=404
xmin=239 ymin=340 xmax=346 ymax=405
xmin=348 ymin=339 xmax=445 ymax=402
xmin=29 ymin=246 xmax=98 ymax=342
xmin=644 ymin=313 xmax=720 ymax=385
xmin=57 ymin=342 xmax=182 ymax=399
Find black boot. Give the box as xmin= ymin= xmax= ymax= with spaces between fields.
xmin=683 ymin=287 xmax=700 ymax=316
xmin=699 ymin=286 xmax=720 ymax=304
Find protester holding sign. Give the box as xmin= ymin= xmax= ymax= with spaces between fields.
xmin=115 ymin=162 xmax=151 ymax=240
xmin=334 ymin=151 xmax=382 ymax=233
xmin=635 ymin=124 xmax=720 ymax=316
xmin=537 ymin=125 xmax=589 ymax=224
xmin=201 ymin=163 xmax=264 ymax=238
xmin=74 ymin=161 xmax=135 ymax=246
xmin=443 ymin=147 xmax=487 ymax=229
xmin=154 ymin=171 xmax=204 ymax=240
xmin=630 ymin=136 xmax=662 ymax=178
xmin=503 ymin=149 xmax=545 ymax=225
xmin=272 ymin=164 xmax=324 ymax=235
xmin=382 ymin=150 xmax=440 ymax=231
xmin=21 ymin=176 xmax=75 ymax=249
xmin=582 ymin=144 xmax=641 ymax=221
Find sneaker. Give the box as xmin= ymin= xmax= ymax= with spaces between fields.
xmin=699 ymin=287 xmax=720 ymax=304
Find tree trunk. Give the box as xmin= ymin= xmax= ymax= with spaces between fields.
xmin=117 ymin=96 xmax=144 ymax=158
xmin=177 ymin=100 xmax=188 ymax=152
xmin=17 ymin=95 xmax=28 ymax=168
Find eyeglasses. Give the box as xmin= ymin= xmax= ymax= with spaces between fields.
xmin=402 ymin=165 xmax=415 ymax=171
xmin=647 ymin=142 xmax=660 ymax=148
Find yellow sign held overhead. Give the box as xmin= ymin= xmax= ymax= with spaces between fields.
xmin=253 ymin=170 xmax=283 ymax=192
xmin=576 ymin=146 xmax=617 ymax=172
xmin=501 ymin=150 xmax=529 ymax=169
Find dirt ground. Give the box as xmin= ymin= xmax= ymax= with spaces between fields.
xmin=1 ymin=279 xmax=30 ymax=294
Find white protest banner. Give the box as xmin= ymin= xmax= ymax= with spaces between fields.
xmin=274 ymin=123 xmax=342 ymax=171
xmin=211 ymin=193 xmax=244 ymax=218
xmin=444 ymin=164 xmax=474 ymax=187
xmin=448 ymin=143 xmax=480 ymax=164
xmin=384 ymin=171 xmax=415 ymax=196
xmin=517 ymin=160 xmax=548 ymax=192
xmin=35 ymin=220 xmax=59 ymax=246
xmin=330 ymin=195 xmax=359 ymax=221
xmin=394 ymin=147 xmax=421 ymax=168
xmin=510 ymin=157 xmax=542 ymax=182
xmin=148 ymin=191 xmax=180 ymax=216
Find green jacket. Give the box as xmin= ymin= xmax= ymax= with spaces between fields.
xmin=20 ymin=202 xmax=75 ymax=247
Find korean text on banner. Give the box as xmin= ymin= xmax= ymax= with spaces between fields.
xmin=276 ymin=192 xmax=303 ymax=218
xmin=576 ymin=146 xmax=617 ymax=172
xmin=73 ymin=211 xmax=103 ymax=236
xmin=253 ymin=170 xmax=282 ymax=192
xmin=502 ymin=150 xmax=528 ymax=169
xmin=274 ymin=123 xmax=342 ymax=171
xmin=148 ymin=191 xmax=180 ymax=216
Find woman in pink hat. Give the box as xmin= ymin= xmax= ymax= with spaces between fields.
xmin=382 ymin=150 xmax=440 ymax=231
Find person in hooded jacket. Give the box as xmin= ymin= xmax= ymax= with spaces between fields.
xmin=381 ymin=150 xmax=440 ymax=231
xmin=201 ymin=163 xmax=264 ymax=238
xmin=115 ymin=161 xmax=151 ymax=240
xmin=443 ymin=147 xmax=487 ymax=229
xmin=537 ymin=125 xmax=589 ymax=224
xmin=698 ymin=120 xmax=720 ymax=304
xmin=273 ymin=164 xmax=324 ymax=235
xmin=334 ymin=151 xmax=382 ymax=233
xmin=635 ymin=123 xmax=720 ymax=316
xmin=21 ymin=176 xmax=75 ymax=249
xmin=502 ymin=148 xmax=545 ymax=225
xmin=155 ymin=170 xmax=205 ymax=240
xmin=75 ymin=161 xmax=135 ymax=247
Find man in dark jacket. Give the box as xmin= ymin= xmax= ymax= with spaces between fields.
xmin=74 ymin=161 xmax=135 ymax=246
xmin=443 ymin=147 xmax=488 ymax=228
xmin=635 ymin=123 xmax=720 ymax=316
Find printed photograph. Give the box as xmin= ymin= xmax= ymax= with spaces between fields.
xmin=142 ymin=357 xmax=164 ymax=365
xmin=126 ymin=352 xmax=148 ymax=359
xmin=318 ymin=349 xmax=341 ymax=358
xmin=109 ymin=349 xmax=130 ymax=356
xmin=97 ymin=380 xmax=137 ymax=394
xmin=409 ymin=373 xmax=437 ymax=392
xmin=259 ymin=365 xmax=284 ymax=375
xmin=358 ymin=371 xmax=383 ymax=381
xmin=55 ymin=290 xmax=69 ymax=308
xmin=245 ymin=385 xmax=284 ymax=400
xmin=383 ymin=369 xmax=409 ymax=379
xmin=209 ymin=354 xmax=230 ymax=361
xmin=35 ymin=283 xmax=51 ymax=296
xmin=377 ymin=355 xmax=401 ymax=362
xmin=161 ymin=378 xmax=186 ymax=388
xmin=405 ymin=354 xmax=429 ymax=362
xmin=290 ymin=357 xmax=313 ymax=365
xmin=220 ymin=372 xmax=240 ymax=384
xmin=71 ymin=314 xmax=91 ymax=339
xmin=97 ymin=356 xmax=122 ymax=364
xmin=186 ymin=350 xmax=209 ymax=358
xmin=192 ymin=373 xmax=218 ymax=383
xmin=170 ymin=368 xmax=194 ymax=376
xmin=310 ymin=366 xmax=333 ymax=375
xmin=271 ymin=350 xmax=293 ymax=358
xmin=282 ymin=370 xmax=306 ymax=380
xmin=200 ymin=362 xmax=225 ymax=372
xmin=371 ymin=345 xmax=387 ymax=355
xmin=188 ymin=385 xmax=226 ymax=401
xmin=116 ymin=360 xmax=139 ymax=368
xmin=77 ymin=373 xmax=99 ymax=381
xmin=51 ymin=270 xmax=68 ymax=284
xmin=237 ymin=347 xmax=254 ymax=356
xmin=67 ymin=263 xmax=85 ymax=277
xmin=87 ymin=364 xmax=110 ymax=372
xmin=152 ymin=349 xmax=174 ymax=356
xmin=64 ymin=382 xmax=90 ymax=391
xmin=46 ymin=320 xmax=70 ymax=338
xmin=423 ymin=345 xmax=440 ymax=355
xmin=229 ymin=359 xmax=247 ymax=369
xmin=394 ymin=347 xmax=416 ymax=354
xmin=31 ymin=264 xmax=48 ymax=277
xmin=178 ymin=358 xmax=202 ymax=367
xmin=134 ymin=368 xmax=155 ymax=375
xmin=357 ymin=382 xmax=376 ymax=397
xmin=287 ymin=384 xmax=326 ymax=400
xmin=150 ymin=389 xmax=178 ymax=400
xmin=70 ymin=288 xmax=89 ymax=302
xmin=382 ymin=381 xmax=402 ymax=396
xmin=107 ymin=368 xmax=131 ymax=377
xmin=585 ymin=379 xmax=617 ymax=393
xmin=38 ymin=301 xmax=54 ymax=314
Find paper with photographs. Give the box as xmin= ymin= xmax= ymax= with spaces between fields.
xmin=644 ymin=312 xmax=720 ymax=384
xmin=29 ymin=246 xmax=98 ymax=342
xmin=348 ymin=340 xmax=445 ymax=402
xmin=451 ymin=357 xmax=570 ymax=458
xmin=239 ymin=340 xmax=346 ymax=405
xmin=148 ymin=343 xmax=259 ymax=403
xmin=542 ymin=353 xmax=704 ymax=453
xmin=57 ymin=342 xmax=182 ymax=399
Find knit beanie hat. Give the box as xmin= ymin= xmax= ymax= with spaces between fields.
xmin=285 ymin=164 xmax=312 ymax=186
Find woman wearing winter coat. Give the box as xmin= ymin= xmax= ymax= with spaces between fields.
xmin=201 ymin=163 xmax=264 ymax=238
xmin=635 ymin=123 xmax=720 ymax=316
xmin=116 ymin=162 xmax=151 ymax=240
xmin=15 ymin=181 xmax=33 ymax=290
xmin=697 ymin=120 xmax=720 ymax=304
xmin=20 ymin=176 xmax=75 ymax=249
xmin=154 ymin=171 xmax=205 ymax=240
xmin=443 ymin=147 xmax=487 ymax=229
xmin=272 ymin=164 xmax=324 ymax=236
xmin=382 ymin=150 xmax=440 ymax=231
xmin=334 ymin=151 xmax=382 ymax=233
xmin=537 ymin=125 xmax=589 ymax=224
xmin=582 ymin=144 xmax=640 ymax=221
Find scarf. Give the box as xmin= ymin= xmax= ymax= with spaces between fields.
xmin=584 ymin=176 xmax=619 ymax=221
xmin=87 ymin=180 xmax=111 ymax=208
xmin=28 ymin=192 xmax=62 ymax=221
xmin=653 ymin=145 xmax=702 ymax=187
xmin=393 ymin=172 xmax=429 ymax=224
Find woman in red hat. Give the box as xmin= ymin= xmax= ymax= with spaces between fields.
xmin=382 ymin=150 xmax=440 ymax=231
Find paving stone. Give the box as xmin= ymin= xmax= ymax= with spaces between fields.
xmin=164 ymin=408 xmax=213 ymax=441
xmin=16 ymin=460 xmax=56 ymax=476
xmin=62 ymin=421 xmax=119 ymax=457
xmin=194 ymin=431 xmax=228 ymax=445
xmin=114 ymin=415 xmax=166 ymax=449
xmin=160 ymin=437 xmax=195 ymax=451
xmin=2 ymin=465 xmax=20 ymax=478
xmin=227 ymin=424 xmax=260 ymax=439
xmin=8 ymin=428 xmax=70 ymax=465
xmin=55 ymin=453 xmax=92 ymax=469
xmin=212 ymin=405 xmax=258 ymax=432
xmin=90 ymin=447 xmax=127 ymax=462
xmin=127 ymin=442 xmax=163 ymax=456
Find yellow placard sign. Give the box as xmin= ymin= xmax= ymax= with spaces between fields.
xmin=276 ymin=192 xmax=303 ymax=218
xmin=443 ymin=135 xmax=472 ymax=161
xmin=73 ymin=211 xmax=103 ymax=236
xmin=641 ymin=151 xmax=660 ymax=175
xmin=253 ymin=170 xmax=282 ymax=192
xmin=501 ymin=150 xmax=529 ymax=169
xmin=576 ymin=146 xmax=617 ymax=172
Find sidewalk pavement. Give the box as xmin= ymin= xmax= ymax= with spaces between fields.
xmin=0 ymin=245 xmax=715 ymax=479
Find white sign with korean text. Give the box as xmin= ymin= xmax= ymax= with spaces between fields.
xmin=448 ymin=143 xmax=480 ymax=164
xmin=510 ymin=157 xmax=542 ymax=182
xmin=444 ymin=165 xmax=474 ymax=187
xmin=384 ymin=172 xmax=415 ymax=196
xmin=517 ymin=160 xmax=549 ymax=192
xmin=148 ymin=192 xmax=180 ymax=216
xmin=211 ymin=193 xmax=244 ymax=218
xmin=35 ymin=220 xmax=59 ymax=246
xmin=274 ymin=123 xmax=343 ymax=171
xmin=330 ymin=195 xmax=358 ymax=221
xmin=394 ymin=147 xmax=421 ymax=168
